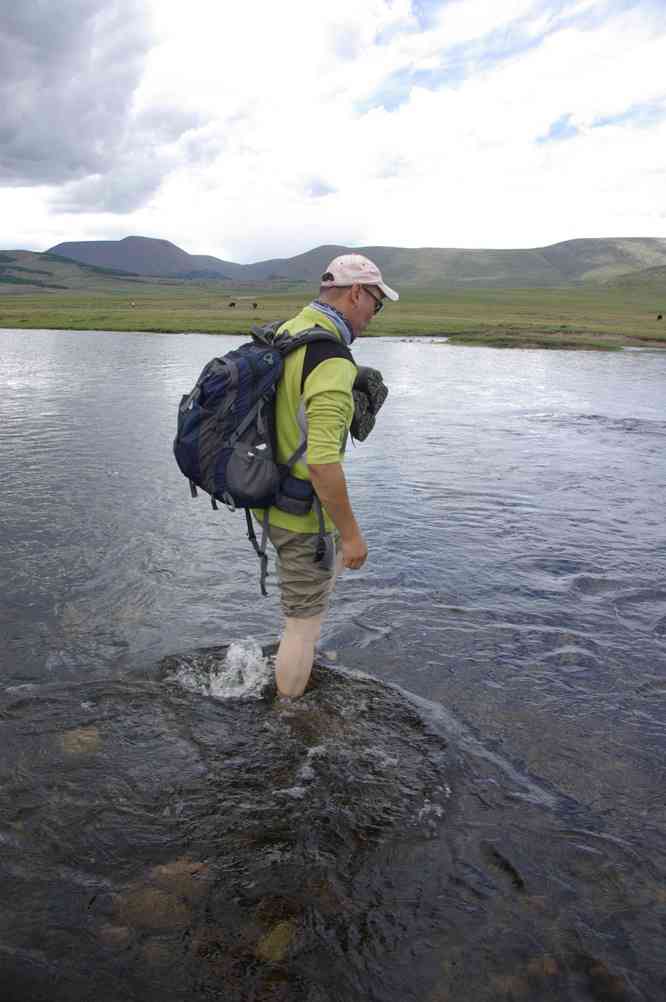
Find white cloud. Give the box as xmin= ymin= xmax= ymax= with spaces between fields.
xmin=422 ymin=0 xmax=537 ymax=47
xmin=1 ymin=0 xmax=665 ymax=259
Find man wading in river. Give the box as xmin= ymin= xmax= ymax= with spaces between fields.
xmin=261 ymin=255 xmax=399 ymax=699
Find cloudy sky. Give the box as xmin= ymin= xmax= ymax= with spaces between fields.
xmin=1 ymin=0 xmax=665 ymax=262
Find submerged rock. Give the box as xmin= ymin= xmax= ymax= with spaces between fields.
xmin=60 ymin=725 xmax=101 ymax=754
xmin=113 ymin=886 xmax=191 ymax=930
xmin=0 ymin=645 xmax=660 ymax=1001
xmin=255 ymin=919 xmax=297 ymax=963
xmin=149 ymin=858 xmax=210 ymax=902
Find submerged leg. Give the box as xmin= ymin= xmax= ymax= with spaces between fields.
xmin=275 ymin=548 xmax=344 ymax=698
xmin=275 ymin=612 xmax=324 ymax=698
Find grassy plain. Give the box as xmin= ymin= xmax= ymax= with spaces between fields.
xmin=1 ymin=281 xmax=665 ymax=349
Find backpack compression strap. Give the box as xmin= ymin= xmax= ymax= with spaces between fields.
xmin=245 ymin=509 xmax=270 ymax=597
xmin=249 ymin=437 xmax=309 ymax=597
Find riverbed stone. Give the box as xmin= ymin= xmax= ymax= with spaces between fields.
xmin=61 ymin=726 xmax=101 ymax=754
xmin=524 ymin=894 xmax=548 ymax=912
xmin=255 ymin=920 xmax=297 ymax=963
xmin=587 ymin=961 xmax=630 ymax=999
xmin=527 ymin=954 xmax=559 ymax=977
xmin=113 ymin=886 xmax=191 ymax=930
xmin=492 ymin=974 xmax=530 ymax=997
xmin=149 ymin=857 xmax=210 ymax=901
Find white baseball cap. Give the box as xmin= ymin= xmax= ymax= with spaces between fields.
xmin=320 ymin=253 xmax=399 ymax=301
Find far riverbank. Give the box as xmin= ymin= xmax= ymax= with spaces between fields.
xmin=1 ymin=284 xmax=665 ymax=350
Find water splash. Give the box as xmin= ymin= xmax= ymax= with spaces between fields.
xmin=169 ymin=638 xmax=273 ymax=700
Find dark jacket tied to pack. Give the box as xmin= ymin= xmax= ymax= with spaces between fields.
xmin=351 ymin=366 xmax=389 ymax=441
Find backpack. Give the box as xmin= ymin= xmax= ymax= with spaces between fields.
xmin=173 ymin=321 xmax=354 ymax=594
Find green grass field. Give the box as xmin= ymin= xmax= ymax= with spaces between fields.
xmin=1 ymin=282 xmax=665 ymax=349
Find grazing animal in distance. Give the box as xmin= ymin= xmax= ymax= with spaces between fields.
xmin=252 ymin=302 xmax=258 ymax=309
xmin=228 ymin=301 xmax=236 ymax=308
xmin=658 ymin=313 xmax=663 ymax=320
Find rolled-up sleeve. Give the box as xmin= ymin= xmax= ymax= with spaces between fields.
xmin=303 ymin=358 xmax=356 ymax=465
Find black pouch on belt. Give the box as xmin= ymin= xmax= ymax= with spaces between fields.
xmin=273 ymin=473 xmax=314 ymax=516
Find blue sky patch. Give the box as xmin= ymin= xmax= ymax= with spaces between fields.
xmin=305 ymin=178 xmax=337 ymax=198
xmin=375 ymin=0 xmax=444 ymax=46
xmin=361 ymin=14 xmax=547 ymax=114
xmin=537 ymin=113 xmax=579 ymax=144
xmin=370 ymin=0 xmax=665 ymax=113
xmin=412 ymin=0 xmax=447 ymax=31
xmin=537 ymin=0 xmax=663 ymax=37
xmin=362 ymin=61 xmax=467 ymax=113
xmin=593 ymin=99 xmax=666 ymax=130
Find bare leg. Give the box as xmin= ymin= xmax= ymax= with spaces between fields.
xmin=275 ymin=613 xmax=324 ymax=697
xmin=275 ymin=548 xmax=344 ymax=699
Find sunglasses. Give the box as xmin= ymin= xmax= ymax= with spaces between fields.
xmin=362 ymin=285 xmax=384 ymax=315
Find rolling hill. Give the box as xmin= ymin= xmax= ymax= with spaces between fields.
xmin=0 ymin=250 xmax=149 ymax=292
xmin=44 ymin=235 xmax=666 ymax=290
xmin=605 ymin=263 xmax=666 ymax=293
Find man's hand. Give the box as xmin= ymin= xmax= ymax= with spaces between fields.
xmin=341 ymin=530 xmax=368 ymax=570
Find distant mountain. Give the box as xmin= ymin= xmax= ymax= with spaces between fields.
xmin=47 ymin=236 xmax=235 ymax=279
xmin=241 ymin=238 xmax=666 ymax=287
xmin=39 ymin=234 xmax=666 ymax=289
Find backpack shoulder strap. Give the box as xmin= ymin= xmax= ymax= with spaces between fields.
xmin=301 ymin=338 xmax=356 ymax=393
xmin=275 ymin=325 xmax=355 ymax=384
xmin=276 ymin=325 xmax=344 ymax=353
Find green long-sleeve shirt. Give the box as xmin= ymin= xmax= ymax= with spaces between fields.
xmin=258 ymin=304 xmax=356 ymax=533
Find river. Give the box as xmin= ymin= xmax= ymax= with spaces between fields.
xmin=1 ymin=328 xmax=665 ymax=1001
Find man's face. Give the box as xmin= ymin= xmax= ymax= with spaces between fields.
xmin=346 ymin=284 xmax=385 ymax=337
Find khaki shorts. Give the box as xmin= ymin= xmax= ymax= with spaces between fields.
xmin=267 ymin=525 xmax=340 ymax=619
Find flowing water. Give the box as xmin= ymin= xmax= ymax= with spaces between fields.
xmin=1 ymin=328 xmax=665 ymax=1001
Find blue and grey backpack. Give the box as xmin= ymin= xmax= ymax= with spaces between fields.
xmin=173 ymin=322 xmax=354 ymax=594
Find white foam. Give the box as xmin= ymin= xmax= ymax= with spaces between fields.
xmin=176 ymin=638 xmax=272 ymax=701
xmin=277 ymin=786 xmax=308 ymax=799
xmin=417 ymin=796 xmax=449 ymax=837
xmin=417 ymin=800 xmax=446 ymax=823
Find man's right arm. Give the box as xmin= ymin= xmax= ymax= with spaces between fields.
xmin=303 ymin=357 xmax=367 ymax=569
xmin=307 ymin=462 xmax=367 ymax=569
